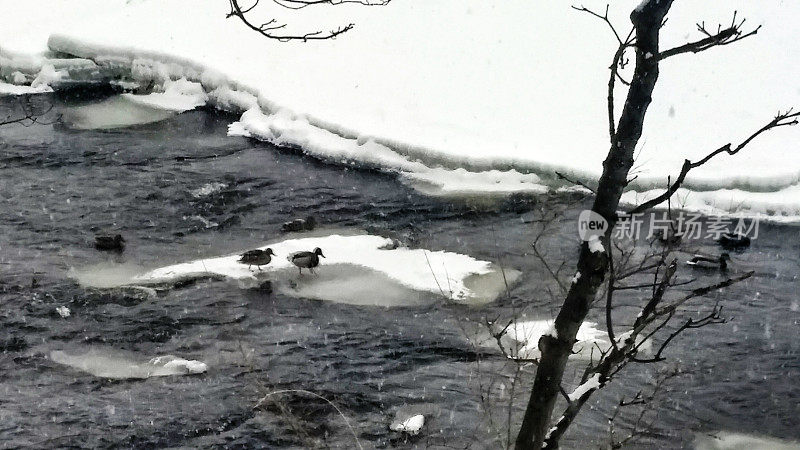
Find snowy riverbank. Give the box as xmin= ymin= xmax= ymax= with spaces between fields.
xmin=2 ymin=0 xmax=799 ymax=218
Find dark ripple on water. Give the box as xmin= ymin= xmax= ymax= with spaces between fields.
xmin=1 ymin=92 xmax=799 ymax=449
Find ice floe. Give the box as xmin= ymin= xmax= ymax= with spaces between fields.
xmin=501 ymin=319 xmax=650 ymax=361
xmin=129 ymin=233 xmax=518 ymax=305
xmin=694 ymin=431 xmax=800 ymax=450
xmin=389 ymin=414 xmax=425 ymax=435
xmin=50 ymin=348 xmax=207 ymax=379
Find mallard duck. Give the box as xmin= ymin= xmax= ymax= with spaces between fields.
xmin=95 ymin=234 xmax=125 ymax=252
xmin=686 ymin=253 xmax=731 ymax=271
xmin=718 ymin=233 xmax=751 ymax=250
xmin=238 ymin=248 xmax=275 ymax=270
xmin=289 ymin=247 xmax=324 ymax=274
xmin=281 ymin=216 xmax=317 ymax=233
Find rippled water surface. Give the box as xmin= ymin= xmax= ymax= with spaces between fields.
xmin=1 ymin=91 xmax=799 ymax=449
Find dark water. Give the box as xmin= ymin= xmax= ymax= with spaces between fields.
xmin=1 ymin=92 xmax=799 ymax=449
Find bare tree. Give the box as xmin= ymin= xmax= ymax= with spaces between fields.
xmin=227 ymin=0 xmax=389 ymax=42
xmin=513 ymin=3 xmax=798 ymax=449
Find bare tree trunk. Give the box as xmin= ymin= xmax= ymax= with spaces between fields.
xmin=514 ymin=2 xmax=673 ymax=448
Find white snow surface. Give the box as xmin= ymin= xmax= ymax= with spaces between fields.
xmin=2 ymin=0 xmax=800 ymax=215
xmin=389 ymin=414 xmax=425 ymax=434
xmin=121 ymin=77 xmax=207 ymax=112
xmin=568 ymin=374 xmax=602 ymax=402
xmin=588 ymin=236 xmax=605 ymax=253
xmin=133 ymin=234 xmax=494 ymax=301
xmin=0 ymin=80 xmax=52 ymax=94
xmin=504 ymin=319 xmax=609 ymax=360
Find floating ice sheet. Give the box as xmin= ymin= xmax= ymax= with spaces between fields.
xmin=502 ymin=319 xmax=650 ymax=361
xmin=130 ymin=234 xmax=518 ymax=305
xmin=50 ymin=348 xmax=207 ymax=379
xmin=694 ymin=431 xmax=800 ymax=450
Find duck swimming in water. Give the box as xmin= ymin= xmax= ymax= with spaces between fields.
xmin=95 ymin=234 xmax=125 ymax=252
xmin=238 ymin=248 xmax=275 ymax=271
xmin=686 ymin=253 xmax=731 ymax=271
xmin=718 ymin=233 xmax=751 ymax=250
xmin=281 ymin=216 xmax=317 ymax=233
xmin=289 ymin=247 xmax=324 ymax=275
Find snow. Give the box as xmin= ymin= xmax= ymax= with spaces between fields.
xmin=389 ymin=414 xmax=425 ymax=434
xmin=30 ymin=63 xmax=64 ymax=88
xmin=0 ymin=81 xmax=52 ymax=94
xmin=504 ymin=319 xmax=610 ymax=360
xmin=150 ymin=355 xmax=208 ymax=375
xmin=588 ymin=236 xmax=605 ymax=253
xmin=230 ymin=107 xmax=548 ymax=195
xmin=129 ymin=233 xmax=514 ymax=304
xmin=568 ymin=373 xmax=602 ymax=402
xmin=571 ymin=271 xmax=581 ymax=284
xmin=121 ymin=77 xmax=207 ymax=112
xmin=50 ymin=348 xmax=207 ymax=379
xmin=1 ymin=0 xmax=799 ymax=215
xmin=620 ymin=185 xmax=800 ymax=223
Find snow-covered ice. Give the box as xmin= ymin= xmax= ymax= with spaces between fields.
xmin=50 ymin=348 xmax=207 ymax=379
xmin=389 ymin=414 xmax=425 ymax=435
xmin=121 ymin=77 xmax=207 ymax=112
xmin=1 ymin=0 xmax=799 ymax=217
xmin=125 ymin=233 xmax=518 ymax=305
xmin=503 ymin=319 xmax=607 ymax=360
xmin=0 ymin=80 xmax=52 ymax=94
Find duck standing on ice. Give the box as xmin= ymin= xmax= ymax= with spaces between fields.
xmin=238 ymin=248 xmax=275 ymax=271
xmin=289 ymin=247 xmax=324 ymax=275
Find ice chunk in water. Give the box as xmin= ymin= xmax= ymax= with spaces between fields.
xmin=50 ymin=348 xmax=207 ymax=379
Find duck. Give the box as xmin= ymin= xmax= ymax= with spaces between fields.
xmin=288 ymin=247 xmax=325 ymax=274
xmin=238 ymin=248 xmax=275 ymax=270
xmin=686 ymin=253 xmax=730 ymax=271
xmin=95 ymin=234 xmax=125 ymax=252
xmin=281 ymin=216 xmax=317 ymax=233
xmin=718 ymin=232 xmax=751 ymax=250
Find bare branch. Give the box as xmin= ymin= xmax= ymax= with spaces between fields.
xmin=658 ymin=11 xmax=761 ymax=61
xmin=555 ymin=171 xmax=596 ymax=194
xmin=628 ymin=110 xmax=799 ymax=215
xmin=227 ymin=0 xmax=388 ymax=42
